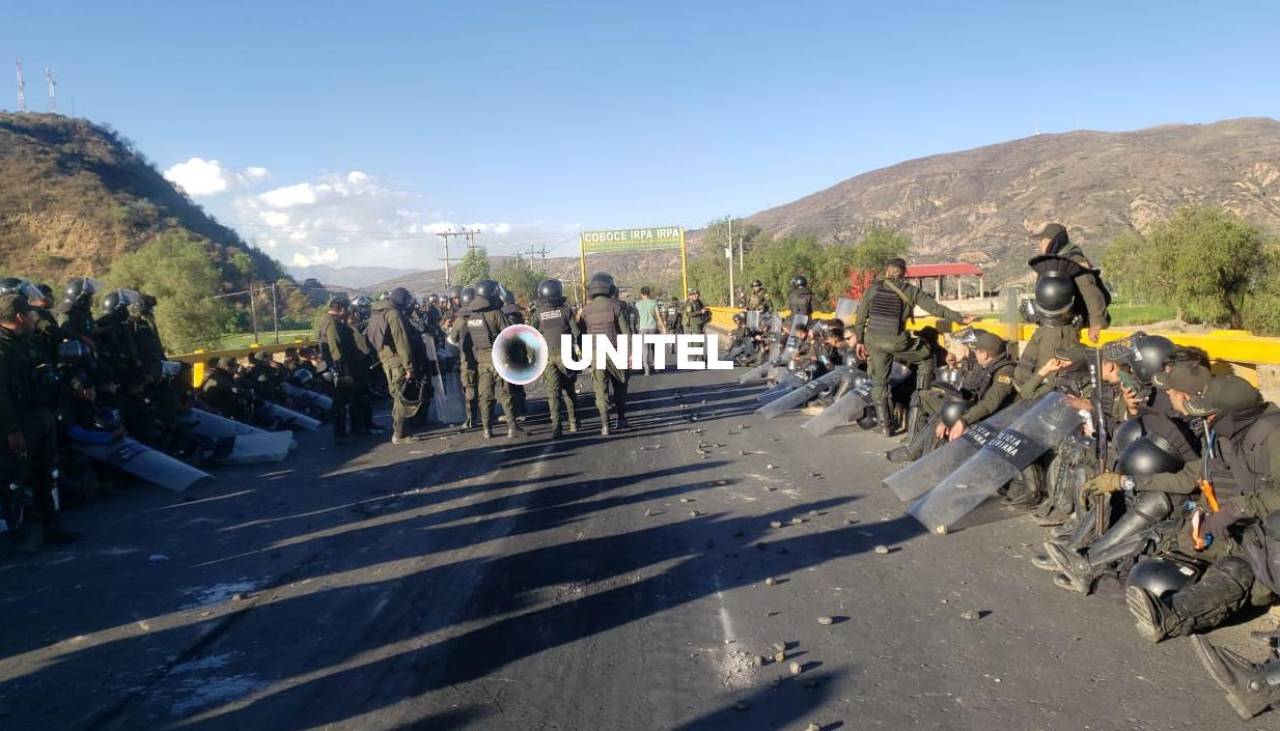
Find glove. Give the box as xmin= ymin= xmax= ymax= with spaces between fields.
xmin=1080 ymin=472 xmax=1123 ymax=500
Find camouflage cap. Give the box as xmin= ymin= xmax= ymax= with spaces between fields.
xmin=1152 ymin=361 xmax=1211 ymax=396
xmin=1029 ymin=222 xmax=1067 ymax=241
xmin=1053 ymin=340 xmax=1090 ymax=365
xmin=1184 ymin=375 xmax=1262 ymax=417
xmin=252 ymin=349 xmax=273 ymax=363
xmin=0 ymin=293 xmax=31 ymax=319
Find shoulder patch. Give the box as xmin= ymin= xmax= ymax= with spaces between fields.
xmin=996 ymin=374 xmax=1013 ymax=385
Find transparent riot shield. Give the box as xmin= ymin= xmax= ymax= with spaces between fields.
xmin=756 ymin=371 xmax=806 ymax=403
xmin=262 ymin=401 xmax=323 ymax=431
xmin=282 ymin=382 xmax=334 ymax=413
xmin=738 ymin=360 xmax=774 ymax=385
xmin=201 ymin=432 xmax=294 ymax=465
xmin=746 ymin=310 xmax=761 ymax=330
xmin=907 ymin=392 xmax=1085 ymax=534
xmin=800 ymin=374 xmax=871 ymax=436
xmin=834 ymin=297 xmax=857 ymax=326
xmin=882 ymin=398 xmax=1034 ymax=502
xmin=780 ymin=314 xmax=810 ymax=361
xmin=423 ymin=333 xmax=466 ymax=424
xmin=188 ymin=408 xmax=270 ymax=438
xmin=757 ymin=366 xmax=851 ymax=419
xmin=73 ymin=437 xmax=212 ymax=492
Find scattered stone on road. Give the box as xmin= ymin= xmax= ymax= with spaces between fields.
xmin=790 ymin=661 xmax=803 ymax=675
xmin=874 ymin=544 xmax=890 ymax=555
xmin=961 ymin=610 xmax=979 ymax=621
xmin=817 ymin=615 xmax=833 ymax=625
xmin=764 ymin=577 xmax=776 ymax=587
xmin=770 ymin=520 xmax=783 ymax=529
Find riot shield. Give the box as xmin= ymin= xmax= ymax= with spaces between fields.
xmin=834 ymin=298 xmax=856 ymax=326
xmin=262 ymin=402 xmax=323 ymax=431
xmin=780 ymin=314 xmax=810 ymax=360
xmin=73 ymin=437 xmax=212 ymax=492
xmin=907 ymin=392 xmax=1084 ymax=533
xmin=423 ymin=333 xmax=466 ymax=424
xmin=756 ymin=371 xmax=806 ymax=403
xmin=757 ymin=366 xmax=852 ymax=419
xmin=282 ymin=382 xmax=334 ymax=413
xmin=738 ymin=360 xmax=774 ymax=385
xmin=767 ymin=313 xmax=783 ymax=363
xmin=800 ymin=374 xmax=871 ymax=436
xmin=201 ymin=431 xmax=294 ymax=465
xmin=745 ymin=310 xmax=761 ymax=330
xmin=188 ymin=408 xmax=267 ymax=438
xmin=882 ymin=398 xmax=1034 ymax=502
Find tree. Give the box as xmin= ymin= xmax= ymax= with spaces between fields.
xmin=108 ymin=231 xmax=231 ymax=352
xmin=744 ymin=236 xmax=826 ymax=307
xmin=1148 ymin=208 xmax=1263 ymax=329
xmin=495 ymin=262 xmax=547 ymax=304
xmin=1242 ymin=240 xmax=1280 ymax=336
xmin=454 ymin=247 xmax=491 ymax=286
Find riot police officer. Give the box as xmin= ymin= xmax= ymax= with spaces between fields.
xmin=786 ymin=275 xmax=814 ymax=317
xmin=318 ymin=293 xmax=377 ymax=443
xmin=127 ymin=294 xmax=165 ymax=378
xmin=683 ymin=289 xmax=709 ymax=335
xmin=745 ymin=280 xmax=773 ymax=313
xmin=578 ymin=273 xmax=632 ymax=435
xmin=455 ymin=280 xmax=521 ymax=439
xmin=367 ymin=287 xmax=427 ymax=444
xmin=853 ymin=258 xmax=974 ymax=435
xmin=0 ymin=294 xmax=78 ymax=547
xmin=532 ymin=278 xmax=581 ymax=438
xmin=0 ymin=279 xmax=61 ymax=368
xmin=96 ymin=289 xmax=142 ymax=391
xmin=451 ymin=286 xmax=479 ymax=429
xmin=56 ymin=277 xmax=97 ymax=345
xmin=500 ymin=287 xmax=527 ymax=419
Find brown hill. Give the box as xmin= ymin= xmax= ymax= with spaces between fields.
xmin=747 ymin=117 xmax=1280 ymax=282
xmin=0 ymin=112 xmax=285 ymax=288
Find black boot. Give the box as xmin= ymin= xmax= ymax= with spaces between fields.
xmin=875 ymin=399 xmax=894 ymax=437
xmin=1193 ymin=635 xmax=1280 ymax=720
xmin=1129 ymin=557 xmax=1251 ymax=643
xmin=887 ymin=418 xmax=933 ymax=463
xmin=1052 ymin=492 xmax=1170 ymax=594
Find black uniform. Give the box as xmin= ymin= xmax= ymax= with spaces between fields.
xmin=319 ymin=310 xmax=374 ymax=439
xmin=532 ymin=299 xmax=581 ymax=434
xmin=0 ymin=319 xmax=66 ymax=542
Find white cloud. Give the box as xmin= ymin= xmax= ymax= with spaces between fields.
xmin=230 ymin=168 xmax=555 ymax=269
xmin=164 ymin=157 xmax=230 ymax=196
xmin=164 ymin=157 xmax=271 ymax=197
xmin=290 ymin=247 xmax=340 ymax=267
xmin=258 ymin=182 xmax=318 ymax=208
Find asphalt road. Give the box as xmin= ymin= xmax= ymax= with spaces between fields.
xmin=1 ymin=368 xmax=1276 ymax=730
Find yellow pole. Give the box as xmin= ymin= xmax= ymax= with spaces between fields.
xmin=579 ymin=233 xmax=588 ymax=301
xmin=679 ymin=228 xmax=689 ymax=296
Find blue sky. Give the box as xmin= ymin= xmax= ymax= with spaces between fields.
xmin=3 ymin=1 xmax=1277 ymax=269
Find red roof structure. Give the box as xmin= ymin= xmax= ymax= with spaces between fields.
xmin=904 ymin=263 xmax=984 ymax=279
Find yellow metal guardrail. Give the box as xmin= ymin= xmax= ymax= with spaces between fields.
xmin=708 ymin=307 xmax=1280 ymax=393
xmin=170 ymin=338 xmax=318 ymax=386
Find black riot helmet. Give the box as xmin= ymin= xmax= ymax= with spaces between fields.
xmin=474 ymin=279 xmax=501 ymax=306
xmin=1118 ymin=433 xmax=1185 ymax=476
xmin=328 ymin=293 xmax=351 ymax=310
xmin=732 ymin=312 xmax=745 ymax=323
xmin=388 ymin=287 xmax=414 ymax=310
xmin=790 ymin=275 xmax=807 ymax=289
xmin=587 ymin=272 xmax=614 ymax=299
xmin=502 ymin=287 xmax=516 ymax=306
xmin=101 ymin=288 xmax=135 ymax=317
xmin=1131 ymin=335 xmax=1176 ymax=382
xmin=352 ymin=295 xmax=372 ymax=311
xmin=427 ymin=293 xmax=441 ymax=306
xmin=1113 ymin=416 xmax=1146 ymax=455
xmin=64 ymin=277 xmax=96 ymax=306
xmin=537 ymin=278 xmax=564 ymax=303
xmin=939 ymin=399 xmax=968 ymax=427
xmin=459 ymin=286 xmax=477 ymax=307
xmin=0 ymin=277 xmax=24 ymax=295
xmin=1127 ymin=557 xmax=1198 ymax=602
xmin=58 ymin=339 xmax=92 ymax=364
xmin=93 ymin=408 xmax=123 ymax=432
xmin=751 ymin=279 xmax=763 ymax=289
xmin=444 ymin=285 xmax=463 ymax=301
xmin=1033 ymin=273 xmax=1075 ymax=316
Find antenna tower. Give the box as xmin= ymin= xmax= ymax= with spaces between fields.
xmin=44 ymin=67 xmax=56 ymax=113
xmin=15 ymin=59 xmax=25 ymax=112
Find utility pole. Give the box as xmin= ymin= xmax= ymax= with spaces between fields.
xmin=248 ymin=283 xmax=259 ymax=344
xmin=271 ymin=282 xmax=280 ymax=344
xmin=15 ymin=59 xmax=25 ymax=112
xmin=727 ymin=218 xmax=735 ymax=308
xmin=437 ymin=230 xmax=463 ymax=287
xmin=44 ymin=68 xmax=55 ymax=113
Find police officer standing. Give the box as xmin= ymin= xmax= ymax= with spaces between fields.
xmin=683 ymin=289 xmax=709 ymax=335
xmin=56 ymin=277 xmax=97 ymax=345
xmin=854 ymin=258 xmax=975 ymax=435
xmin=1015 ymin=222 xmax=1111 ymax=396
xmin=318 ymin=293 xmax=378 ymax=443
xmin=0 ymin=294 xmax=78 ymax=547
xmin=367 ymin=287 xmax=426 ymax=444
xmin=786 ymin=276 xmax=815 ymax=318
xmin=532 ymin=279 xmax=581 ymax=438
xmin=456 ymin=280 xmax=522 ymax=439
xmin=500 ymin=287 xmax=527 ymax=419
xmin=745 ymin=280 xmax=773 ymax=313
xmin=578 ymin=273 xmax=632 ymax=435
